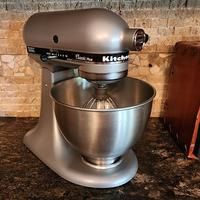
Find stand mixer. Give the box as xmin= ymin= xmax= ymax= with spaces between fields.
xmin=23 ymin=8 xmax=155 ymax=188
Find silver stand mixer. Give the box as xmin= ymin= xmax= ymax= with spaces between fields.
xmin=23 ymin=8 xmax=155 ymax=188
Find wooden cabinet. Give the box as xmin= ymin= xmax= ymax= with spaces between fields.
xmin=164 ymin=41 xmax=200 ymax=158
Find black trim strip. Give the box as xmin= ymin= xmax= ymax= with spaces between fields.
xmin=27 ymin=46 xmax=129 ymax=63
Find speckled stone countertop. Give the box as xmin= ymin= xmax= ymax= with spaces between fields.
xmin=0 ymin=118 xmax=200 ymax=200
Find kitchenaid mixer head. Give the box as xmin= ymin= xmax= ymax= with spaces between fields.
xmin=23 ymin=8 xmax=148 ymax=82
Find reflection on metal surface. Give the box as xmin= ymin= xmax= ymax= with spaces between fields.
xmin=51 ymin=77 xmax=155 ymax=161
xmin=82 ymin=156 xmax=123 ymax=169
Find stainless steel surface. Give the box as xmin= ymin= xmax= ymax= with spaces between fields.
xmin=23 ymin=68 xmax=138 ymax=188
xmin=82 ymin=156 xmax=122 ymax=169
xmin=51 ymin=77 xmax=155 ymax=161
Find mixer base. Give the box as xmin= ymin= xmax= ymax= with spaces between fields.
xmin=24 ymin=126 xmax=138 ymax=188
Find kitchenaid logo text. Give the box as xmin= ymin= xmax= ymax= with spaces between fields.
xmin=102 ymin=55 xmax=129 ymax=62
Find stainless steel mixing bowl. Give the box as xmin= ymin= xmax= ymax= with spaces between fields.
xmin=51 ymin=77 xmax=155 ymax=166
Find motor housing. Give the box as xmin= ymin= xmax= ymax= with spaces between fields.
xmin=24 ymin=8 xmax=148 ymax=82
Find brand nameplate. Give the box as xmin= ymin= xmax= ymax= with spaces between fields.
xmin=27 ymin=46 xmax=129 ymax=63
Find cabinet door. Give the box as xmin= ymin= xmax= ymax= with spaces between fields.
xmin=177 ymin=47 xmax=200 ymax=154
xmin=165 ymin=42 xmax=200 ymax=156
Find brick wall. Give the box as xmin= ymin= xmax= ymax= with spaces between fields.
xmin=0 ymin=1 xmax=200 ymax=117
